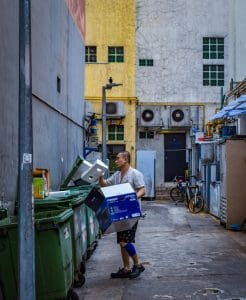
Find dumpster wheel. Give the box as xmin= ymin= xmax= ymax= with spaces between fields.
xmin=80 ymin=261 xmax=86 ymax=274
xmin=73 ymin=272 xmax=85 ymax=288
xmin=67 ymin=288 xmax=79 ymax=300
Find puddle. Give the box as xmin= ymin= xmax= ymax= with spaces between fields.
xmin=194 ymin=287 xmax=224 ymax=296
xmin=153 ymin=295 xmax=173 ymax=299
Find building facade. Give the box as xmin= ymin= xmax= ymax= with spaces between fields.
xmin=84 ymin=0 xmax=246 ymax=190
xmin=84 ymin=0 xmax=137 ymax=170
xmin=0 ymin=0 xmax=85 ymax=214
xmin=135 ymin=0 xmax=244 ymax=187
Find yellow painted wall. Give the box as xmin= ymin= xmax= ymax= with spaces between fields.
xmin=85 ymin=0 xmax=137 ymax=165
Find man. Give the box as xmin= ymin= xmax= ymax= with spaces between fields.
xmin=99 ymin=151 xmax=145 ymax=279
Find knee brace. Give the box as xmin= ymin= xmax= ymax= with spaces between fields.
xmin=124 ymin=243 xmax=136 ymax=257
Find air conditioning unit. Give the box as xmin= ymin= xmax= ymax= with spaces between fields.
xmin=169 ymin=106 xmax=191 ymax=127
xmin=106 ymin=102 xmax=125 ymax=119
xmin=139 ymin=106 xmax=162 ymax=127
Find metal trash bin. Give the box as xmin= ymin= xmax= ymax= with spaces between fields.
xmin=35 ymin=190 xmax=90 ymax=287
xmin=0 ymin=209 xmax=78 ymax=300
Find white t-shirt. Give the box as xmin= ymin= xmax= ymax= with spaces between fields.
xmin=105 ymin=166 xmax=145 ymax=209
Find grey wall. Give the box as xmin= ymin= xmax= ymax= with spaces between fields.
xmin=0 ymin=1 xmax=85 ymax=214
xmin=136 ymin=0 xmax=230 ymax=120
xmin=0 ymin=1 xmax=19 ymax=214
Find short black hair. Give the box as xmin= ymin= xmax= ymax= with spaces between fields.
xmin=118 ymin=151 xmax=131 ymax=164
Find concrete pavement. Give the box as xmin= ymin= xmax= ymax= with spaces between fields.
xmin=76 ymin=200 xmax=246 ymax=300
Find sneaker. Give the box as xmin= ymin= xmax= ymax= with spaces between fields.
xmin=129 ymin=265 xmax=141 ymax=279
xmin=110 ymin=268 xmax=131 ymax=278
xmin=137 ymin=264 xmax=145 ymax=273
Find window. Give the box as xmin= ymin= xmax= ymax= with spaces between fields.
xmin=108 ymin=47 xmax=124 ymax=63
xmin=139 ymin=59 xmax=154 ymax=66
xmin=85 ymin=46 xmax=97 ymax=62
xmin=203 ymin=65 xmax=224 ymax=86
xmin=108 ymin=125 xmax=124 ymax=140
xmin=203 ymin=37 xmax=224 ymax=59
xmin=139 ymin=131 xmax=154 ymax=139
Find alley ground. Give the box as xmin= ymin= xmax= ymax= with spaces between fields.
xmin=76 ymin=200 xmax=246 ymax=300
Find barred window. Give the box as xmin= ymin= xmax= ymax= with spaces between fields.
xmin=108 ymin=125 xmax=124 ymax=140
xmin=203 ymin=37 xmax=224 ymax=59
xmin=203 ymin=65 xmax=224 ymax=86
xmin=139 ymin=131 xmax=154 ymax=139
xmin=85 ymin=46 xmax=97 ymax=63
xmin=108 ymin=47 xmax=124 ymax=63
xmin=139 ymin=59 xmax=154 ymax=66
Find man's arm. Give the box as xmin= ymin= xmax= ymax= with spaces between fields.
xmin=136 ymin=186 xmax=145 ymax=198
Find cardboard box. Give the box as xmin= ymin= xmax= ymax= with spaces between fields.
xmin=33 ymin=177 xmax=45 ymax=199
xmin=33 ymin=168 xmax=50 ymax=198
xmin=85 ymin=183 xmax=141 ymax=234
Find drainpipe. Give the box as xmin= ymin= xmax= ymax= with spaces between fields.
xmin=18 ymin=1 xmax=35 ymax=299
xmin=220 ymin=87 xmax=225 ymax=110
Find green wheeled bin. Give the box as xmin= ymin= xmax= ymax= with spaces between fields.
xmin=35 ymin=190 xmax=89 ymax=287
xmin=0 ymin=209 xmax=79 ymax=300
xmin=85 ymin=206 xmax=100 ymax=259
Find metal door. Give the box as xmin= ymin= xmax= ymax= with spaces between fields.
xmin=164 ymin=133 xmax=186 ymax=181
xmin=136 ymin=150 xmax=156 ymax=199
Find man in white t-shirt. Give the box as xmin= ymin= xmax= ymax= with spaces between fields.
xmin=99 ymin=151 xmax=145 ymax=279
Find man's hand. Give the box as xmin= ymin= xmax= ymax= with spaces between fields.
xmin=99 ymin=176 xmax=107 ymax=187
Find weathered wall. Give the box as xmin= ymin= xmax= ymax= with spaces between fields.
xmin=0 ymin=1 xmax=19 ymax=212
xmin=85 ymin=0 xmax=137 ymax=164
xmin=85 ymin=0 xmax=135 ymax=98
xmin=136 ymin=0 xmax=232 ymax=185
xmin=228 ymin=0 xmax=246 ymax=82
xmin=0 ymin=0 xmax=85 ymax=213
xmin=136 ymin=0 xmax=230 ymax=120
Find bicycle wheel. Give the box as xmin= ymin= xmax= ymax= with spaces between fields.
xmin=188 ymin=195 xmax=204 ymax=213
xmin=184 ymin=194 xmax=189 ymax=208
xmin=170 ymin=187 xmax=185 ymax=203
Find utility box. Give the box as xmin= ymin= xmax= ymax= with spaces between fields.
xmin=200 ymin=142 xmax=215 ymax=164
xmin=85 ymin=183 xmax=141 ymax=234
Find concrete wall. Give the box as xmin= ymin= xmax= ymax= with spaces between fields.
xmin=0 ymin=1 xmax=85 ymax=214
xmin=136 ymin=0 xmax=232 ymax=186
xmin=228 ymin=0 xmax=246 ymax=82
xmin=0 ymin=1 xmax=19 ymax=213
xmin=136 ymin=0 xmax=230 ymax=120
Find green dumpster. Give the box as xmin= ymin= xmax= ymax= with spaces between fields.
xmin=85 ymin=205 xmax=100 ymax=259
xmin=59 ymin=155 xmax=101 ymax=259
xmin=0 ymin=209 xmax=77 ymax=300
xmin=35 ymin=190 xmax=89 ymax=287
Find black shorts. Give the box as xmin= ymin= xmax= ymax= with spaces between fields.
xmin=117 ymin=222 xmax=138 ymax=244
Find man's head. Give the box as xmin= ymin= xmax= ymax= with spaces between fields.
xmin=115 ymin=151 xmax=131 ymax=168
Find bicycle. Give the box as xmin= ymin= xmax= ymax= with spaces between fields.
xmin=170 ymin=175 xmax=186 ymax=204
xmin=170 ymin=175 xmax=204 ymax=213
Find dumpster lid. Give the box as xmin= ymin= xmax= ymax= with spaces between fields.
xmin=0 ymin=209 xmax=73 ymax=228
xmin=60 ymin=155 xmax=85 ymax=188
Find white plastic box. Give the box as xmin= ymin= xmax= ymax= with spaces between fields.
xmin=81 ymin=159 xmax=108 ymax=183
